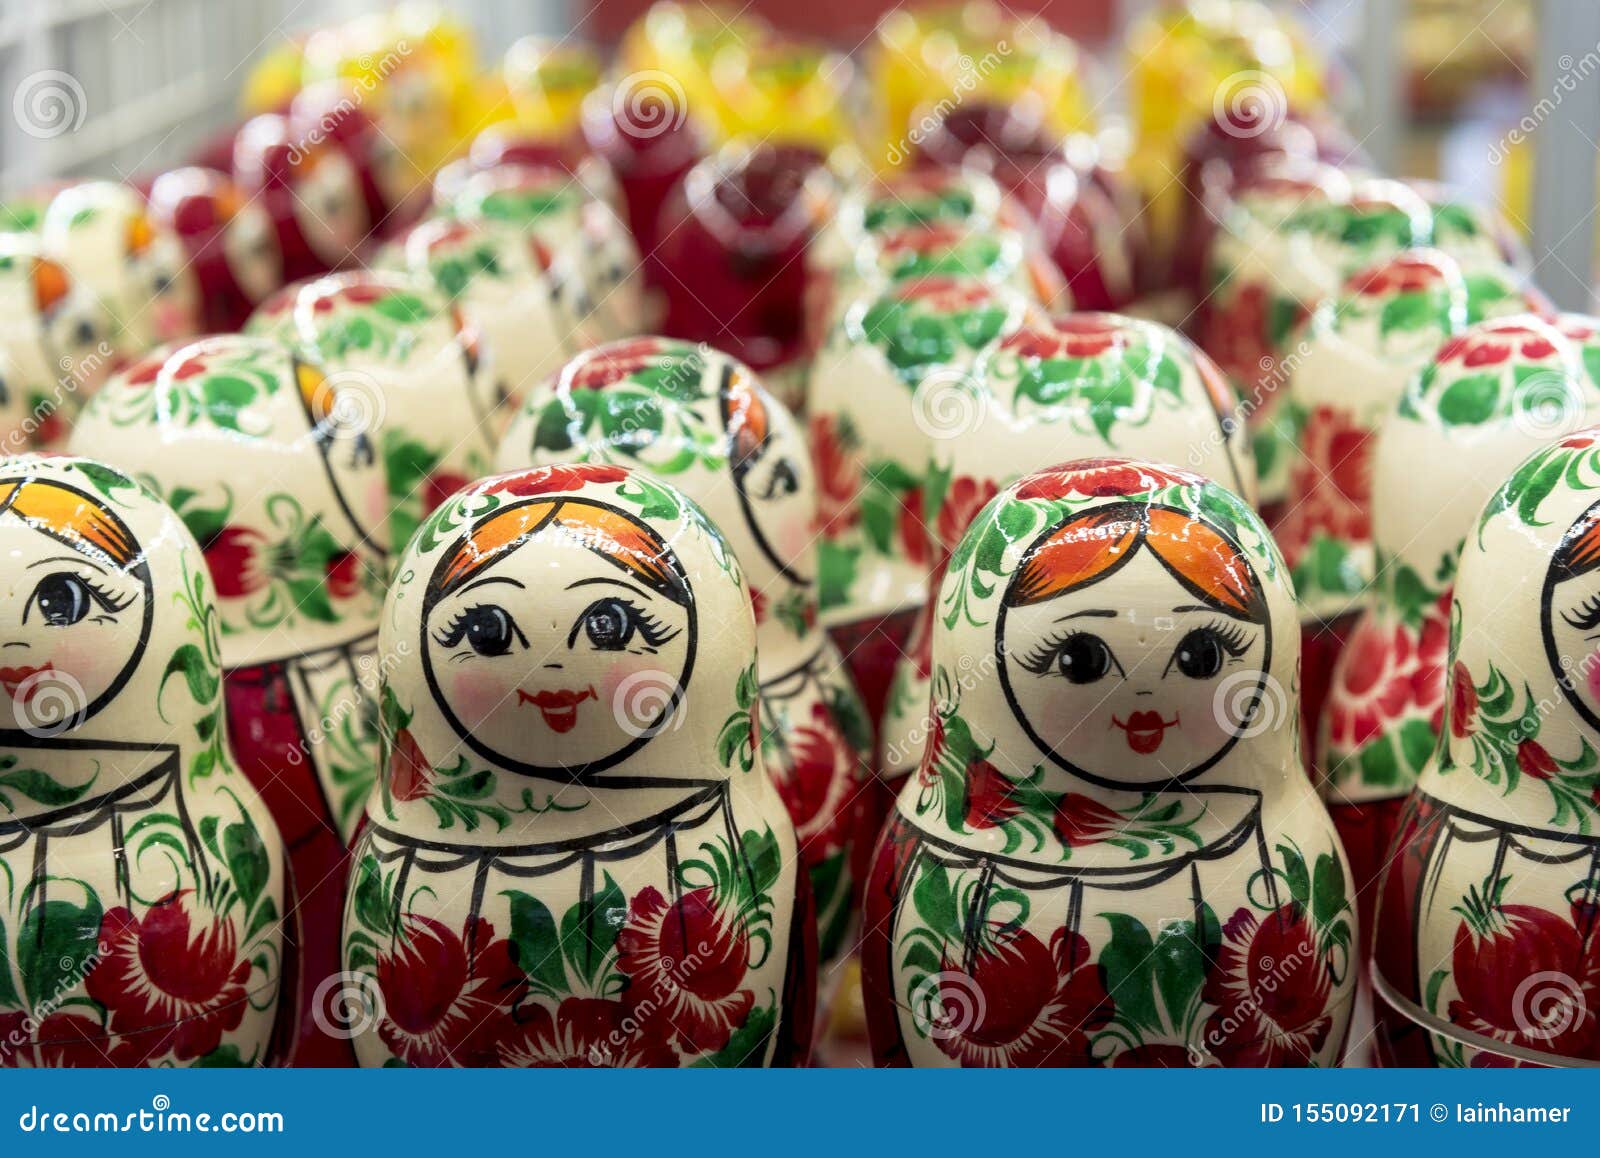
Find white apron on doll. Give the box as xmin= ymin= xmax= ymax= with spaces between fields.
xmin=0 ymin=456 xmax=287 ymax=1067
xmin=1370 ymin=423 xmax=1600 ymax=1067
xmin=70 ymin=335 xmax=392 ymax=1064
xmin=340 ymin=464 xmax=814 ymax=1066
xmin=860 ymin=460 xmax=1357 ymax=1067
xmin=878 ymin=313 xmax=1256 ymax=789
xmin=498 ymin=338 xmax=874 ymax=964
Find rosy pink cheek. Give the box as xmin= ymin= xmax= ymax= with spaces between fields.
xmin=1585 ymin=654 xmax=1600 ymax=705
xmin=451 ymin=669 xmax=512 ymax=725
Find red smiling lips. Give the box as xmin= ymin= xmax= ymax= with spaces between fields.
xmin=1113 ymin=710 xmax=1179 ymax=755
xmin=518 ymin=686 xmax=597 ymax=733
xmin=0 ymin=663 xmax=56 ymax=703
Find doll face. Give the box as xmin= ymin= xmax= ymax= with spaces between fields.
xmin=732 ymin=416 xmax=815 ymax=585
xmin=41 ymin=283 xmax=119 ymax=390
xmin=1547 ymin=568 xmax=1600 ymax=727
xmin=999 ymin=549 xmax=1269 ymax=787
xmin=292 ymin=152 xmax=366 ymax=267
xmin=126 ymin=232 xmax=198 ymax=343
xmin=222 ymin=202 xmax=283 ymax=303
xmin=423 ymin=534 xmax=695 ymax=775
xmin=0 ymin=516 xmax=149 ymax=733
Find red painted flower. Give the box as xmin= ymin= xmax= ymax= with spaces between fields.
xmin=86 ymin=893 xmax=252 ymax=1064
xmin=496 ymin=998 xmax=679 ymax=1067
xmin=934 ymin=926 xmax=1114 ymax=1067
xmin=809 ymin=413 xmax=860 ymax=535
xmin=1435 ymin=323 xmax=1560 ymax=369
xmin=1001 ymin=314 xmax=1126 ymax=360
xmin=488 ymin=463 xmax=629 ymax=498
xmin=1346 ymin=253 xmax=1449 ymax=296
xmin=203 ymin=526 xmax=266 ymax=598
xmin=312 ymin=281 xmax=389 ymax=312
xmin=423 ymin=470 xmax=471 ymax=514
xmin=1276 ymin=403 xmax=1372 ymax=567
xmin=1517 ymin=740 xmax=1559 ymax=781
xmin=1450 ymin=902 xmax=1600 ymax=1058
xmin=1450 ymin=661 xmax=1478 ymax=739
xmin=894 ymin=276 xmax=996 ymax=312
xmin=569 ymin=338 xmax=670 ymax=390
xmin=388 ymin=727 xmax=432 ymax=802
xmin=0 ymin=1011 xmax=110 ymax=1068
xmin=1411 ymin=594 xmax=1452 ymax=731
xmin=1326 ymin=617 xmax=1415 ymax=750
xmin=1014 ymin=458 xmax=1192 ymax=502
xmin=325 ymin=550 xmax=361 ymax=599
xmin=936 ymin=475 xmax=999 ymax=554
xmin=879 ymin=221 xmax=966 ymax=257
xmin=749 ymin=586 xmax=768 ymax=624
xmin=897 ymin=486 xmax=931 ymax=568
xmin=1203 ymin=904 xmax=1333 ymax=1067
xmin=773 ymin=702 xmax=855 ymax=860
xmin=1052 ymin=793 xmax=1123 ymax=847
xmin=616 ymin=886 xmax=754 ymax=1057
xmin=1202 ymin=280 xmax=1273 ymax=385
xmin=917 ymin=712 xmax=946 ymax=788
xmin=963 ymin=758 xmax=1020 ymax=829
xmin=373 ymin=914 xmax=520 ymax=1067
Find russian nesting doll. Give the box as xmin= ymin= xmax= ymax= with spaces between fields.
xmin=289 ymin=80 xmax=428 ymax=241
xmin=0 ymin=455 xmax=288 ymax=1067
xmin=248 ymin=270 xmax=498 ymax=557
xmin=1281 ymin=251 xmax=1545 ymax=774
xmin=653 ymin=142 xmax=837 ymax=412
xmin=498 ymin=338 xmax=874 ymax=966
xmin=1321 ymin=314 xmax=1600 ymax=946
xmin=379 ymin=215 xmax=586 ymax=432
xmin=41 ymin=181 xmax=200 ymax=354
xmin=1371 ymin=418 xmax=1600 ymax=1067
xmin=148 ymin=167 xmax=284 ymax=334
xmin=233 ymin=113 xmax=370 ymax=283
xmin=446 ymin=163 xmax=645 ymax=346
xmin=861 ymin=459 xmax=1358 ymax=1066
xmin=69 ymin=335 xmax=391 ymax=1065
xmin=807 ymin=276 xmax=1038 ymax=725
xmin=339 ymin=463 xmax=814 ymax=1066
xmin=878 ymin=313 xmax=1256 ymax=792
xmin=0 ymin=232 xmax=121 ymax=444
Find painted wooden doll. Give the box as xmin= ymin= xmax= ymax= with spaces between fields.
xmin=498 ymin=338 xmax=874 ymax=966
xmin=0 ymin=455 xmax=287 ymax=1067
xmin=878 ymin=314 xmax=1256 ymax=793
xmin=861 ymin=458 xmax=1358 ymax=1066
xmin=340 ymin=463 xmax=815 ymax=1066
xmin=1320 ymin=314 xmax=1600 ymax=946
xmin=233 ymin=114 xmax=370 ymax=284
xmin=69 ymin=335 xmax=391 ymax=1066
xmin=148 ymin=167 xmax=284 ymax=334
xmin=247 ymin=270 xmax=498 ymax=559
xmin=41 ymin=181 xmax=200 ymax=354
xmin=446 ymin=163 xmax=644 ymax=348
xmin=1371 ymin=419 xmax=1600 ymax=1067
xmin=806 ymin=276 xmax=1037 ymax=725
xmin=0 ymin=232 xmax=121 ymax=444
xmin=379 ymin=215 xmax=586 ymax=435
xmin=289 ymin=80 xmax=428 ymax=241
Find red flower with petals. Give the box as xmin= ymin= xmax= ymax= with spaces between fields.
xmin=569 ymin=338 xmax=671 ymax=390
xmin=1276 ymin=403 xmax=1372 ymax=568
xmin=1450 ymin=662 xmax=1478 ymax=739
xmin=423 ymin=471 xmax=471 ymax=514
xmin=1001 ymin=314 xmax=1126 ymax=360
xmin=773 ymin=703 xmax=857 ymax=861
xmin=387 ymin=727 xmax=432 ymax=802
xmin=496 ymin=998 xmax=679 ymax=1067
xmin=809 ymin=413 xmax=860 ymax=535
xmin=1052 ymin=793 xmax=1124 ymax=847
xmin=615 ymin=886 xmax=754 ymax=1057
xmin=933 ymin=926 xmax=1114 ymax=1067
xmin=1516 ymin=740 xmax=1558 ymax=781
xmin=1202 ymin=280 xmax=1273 ymax=385
xmin=1202 ymin=904 xmax=1333 ymax=1067
xmin=373 ymin=914 xmax=521 ymax=1067
xmin=488 ymin=463 xmax=629 ymax=498
xmin=1346 ymin=253 xmax=1449 ymax=296
xmin=86 ymin=893 xmax=252 ymax=1064
xmin=1326 ymin=618 xmax=1414 ymax=750
xmin=0 ymin=1012 xmax=110 ymax=1068
xmin=325 ymin=550 xmax=361 ymax=599
xmin=897 ymin=486 xmax=931 ymax=568
xmin=203 ymin=526 xmax=266 ymax=599
xmin=963 ymin=758 xmax=1020 ymax=829
xmin=1014 ymin=459 xmax=1191 ymax=502
xmin=936 ymin=476 xmax=999 ymax=554
xmin=1435 ymin=324 xmax=1560 ymax=369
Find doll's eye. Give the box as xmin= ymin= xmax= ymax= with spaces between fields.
xmin=756 ymin=458 xmax=799 ymax=500
xmin=1018 ymin=631 xmax=1115 ymax=684
xmin=1167 ymin=623 xmax=1251 ymax=680
xmin=434 ymin=604 xmax=523 ymax=656
xmin=570 ymin=596 xmax=680 ymax=652
xmin=26 ymin=572 xmax=131 ymax=626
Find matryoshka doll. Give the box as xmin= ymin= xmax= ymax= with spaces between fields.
xmin=654 ymin=141 xmax=836 ymax=411
xmin=806 ymin=276 xmax=1037 ymax=725
xmin=448 ymin=163 xmax=645 ymax=347
xmin=0 ymin=455 xmax=288 ymax=1067
xmin=877 ymin=314 xmax=1256 ymax=792
xmin=0 ymin=233 xmax=121 ymax=443
xmin=289 ymin=80 xmax=428 ymax=240
xmin=498 ymin=338 xmax=874 ymax=967
xmin=1281 ymin=251 xmax=1544 ymax=776
xmin=380 ymin=215 xmax=586 ymax=433
xmin=41 ymin=181 xmax=200 ymax=353
xmin=861 ymin=458 xmax=1358 ymax=1066
xmin=257 ymin=270 xmax=498 ymax=558
xmin=148 ymin=167 xmax=284 ymax=333
xmin=1320 ymin=314 xmax=1600 ymax=947
xmin=1370 ymin=421 xmax=1600 ymax=1067
xmin=340 ymin=463 xmax=814 ymax=1066
xmin=69 ymin=335 xmax=390 ymax=1066
xmin=233 ymin=113 xmax=370 ymax=283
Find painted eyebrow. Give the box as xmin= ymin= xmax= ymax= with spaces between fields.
xmin=27 ymin=554 xmax=109 ymax=574
xmin=1171 ymin=605 xmax=1214 ymax=614
xmin=565 ymin=576 xmax=656 ymax=601
xmin=1052 ymin=609 xmax=1118 ymax=622
xmin=456 ymin=575 xmax=526 ymax=596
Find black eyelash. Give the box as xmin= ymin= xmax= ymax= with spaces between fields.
xmin=1564 ymin=594 xmax=1600 ymax=633
xmin=432 ymin=610 xmax=470 ymax=648
xmin=1014 ymin=630 xmax=1085 ymax=676
xmin=619 ymin=600 xmax=682 ymax=649
xmin=83 ymin=576 xmax=136 ymax=615
xmin=1203 ymin=618 xmax=1252 ymax=656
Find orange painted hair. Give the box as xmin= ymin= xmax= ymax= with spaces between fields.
xmin=1007 ymin=502 xmax=1267 ymax=622
xmin=0 ymin=477 xmax=140 ymax=571
xmin=431 ymin=497 xmax=688 ymax=604
xmin=1554 ymin=507 xmax=1600 ymax=580
xmin=722 ymin=368 xmax=770 ymax=473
